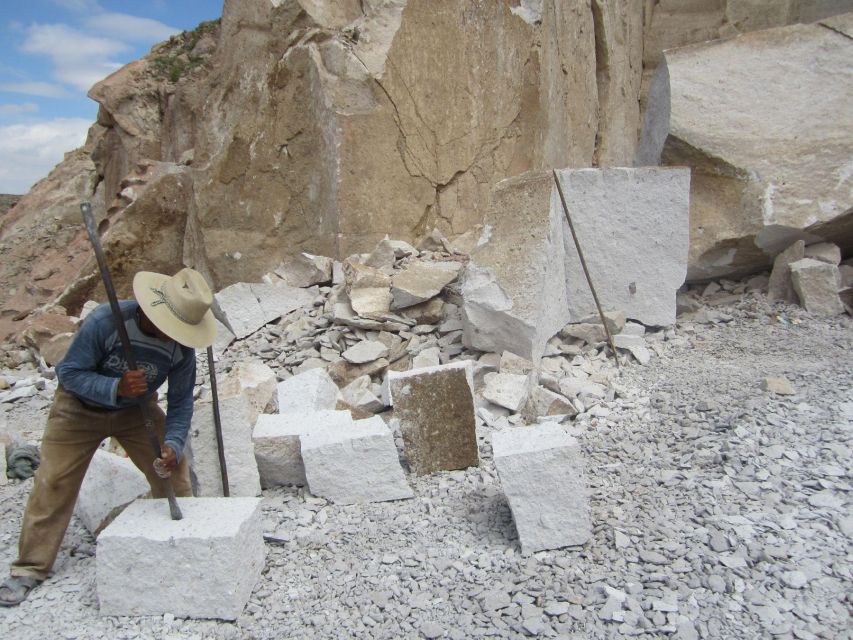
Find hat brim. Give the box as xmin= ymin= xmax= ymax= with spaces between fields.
xmin=133 ymin=271 xmax=217 ymax=349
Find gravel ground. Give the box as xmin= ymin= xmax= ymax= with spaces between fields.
xmin=0 ymin=287 xmax=851 ymax=639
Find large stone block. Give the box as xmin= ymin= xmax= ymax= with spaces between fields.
xmin=277 ymin=368 xmax=340 ymax=413
xmin=253 ymin=410 xmax=354 ymax=488
xmin=213 ymin=281 xmax=317 ymax=339
xmin=465 ymin=168 xmax=689 ymax=355
xmin=97 ymin=497 xmax=264 ymax=619
xmin=556 ymin=167 xmax=690 ymax=326
xmin=462 ymin=172 xmax=571 ymax=361
xmin=493 ymin=422 xmax=591 ymax=554
xmin=644 ymin=20 xmax=853 ymax=280
xmin=387 ymin=361 xmax=478 ymax=475
xmin=75 ymin=450 xmax=150 ymax=535
xmin=190 ymin=394 xmax=260 ymax=497
xmin=301 ymin=416 xmax=413 ymax=504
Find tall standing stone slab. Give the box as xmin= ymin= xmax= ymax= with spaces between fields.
xmin=97 ymin=497 xmax=264 ymax=620
xmin=387 ymin=361 xmax=478 ymax=475
xmin=556 ymin=167 xmax=690 ymax=326
xmin=462 ymin=172 xmax=571 ymax=361
xmin=493 ymin=422 xmax=591 ymax=554
xmin=190 ymin=394 xmax=260 ymax=497
xmin=75 ymin=450 xmax=150 ymax=535
xmin=301 ymin=416 xmax=413 ymax=504
xmin=768 ymin=240 xmax=805 ymax=303
xmin=253 ymin=410 xmax=354 ymax=488
xmin=277 ymin=368 xmax=340 ymax=413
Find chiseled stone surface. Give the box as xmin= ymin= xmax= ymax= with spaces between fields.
xmin=253 ymin=410 xmax=354 ymax=488
xmin=556 ymin=167 xmax=690 ymax=327
xmin=387 ymin=361 xmax=478 ymax=475
xmin=493 ymin=422 xmax=591 ymax=554
xmin=790 ymin=258 xmax=845 ymax=316
xmin=276 ymin=368 xmax=340 ymax=414
xmin=301 ymin=416 xmax=413 ymax=504
xmin=97 ymin=497 xmax=264 ymax=619
xmin=190 ymin=394 xmax=260 ymax=497
xmin=75 ymin=450 xmax=150 ymax=536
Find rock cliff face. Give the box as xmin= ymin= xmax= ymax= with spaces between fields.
xmin=0 ymin=0 xmax=849 ymax=342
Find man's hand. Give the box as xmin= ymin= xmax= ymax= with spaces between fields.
xmin=153 ymin=445 xmax=177 ymax=478
xmin=117 ymin=369 xmax=148 ymax=398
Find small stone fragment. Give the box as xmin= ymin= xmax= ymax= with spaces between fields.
xmin=762 ymin=376 xmax=795 ymax=395
xmin=342 ymin=340 xmax=390 ymax=364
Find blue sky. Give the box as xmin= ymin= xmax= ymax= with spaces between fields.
xmin=0 ymin=0 xmax=222 ymax=194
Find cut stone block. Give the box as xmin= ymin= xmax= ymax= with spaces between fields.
xmin=387 ymin=361 xmax=478 ymax=475
xmin=277 ymin=368 xmax=340 ymax=413
xmin=483 ymin=372 xmax=532 ymax=412
xmin=190 ymin=394 xmax=260 ymax=497
xmin=75 ymin=450 xmax=150 ymax=536
xmin=97 ymin=497 xmax=264 ymax=620
xmin=274 ymin=252 xmax=333 ymax=287
xmin=790 ymin=258 xmax=844 ymax=316
xmin=253 ymin=411 xmax=354 ymax=488
xmin=556 ymin=168 xmax=690 ymax=326
xmin=390 ymin=262 xmax=461 ymax=310
xmin=213 ymin=281 xmax=317 ymax=339
xmin=493 ymin=422 xmax=591 ymax=554
xmin=768 ymin=240 xmax=805 ymax=303
xmin=301 ymin=416 xmax=413 ymax=504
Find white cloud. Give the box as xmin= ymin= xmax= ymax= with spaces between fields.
xmin=21 ymin=23 xmax=129 ymax=91
xmin=85 ymin=13 xmax=179 ymax=43
xmin=0 ymin=81 xmax=70 ymax=98
xmin=0 ymin=103 xmax=39 ymax=116
xmin=0 ymin=118 xmax=90 ymax=194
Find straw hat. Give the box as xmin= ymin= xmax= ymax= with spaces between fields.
xmin=132 ymin=268 xmax=216 ymax=349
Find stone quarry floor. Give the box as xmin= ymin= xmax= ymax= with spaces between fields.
xmin=0 ymin=292 xmax=851 ymax=640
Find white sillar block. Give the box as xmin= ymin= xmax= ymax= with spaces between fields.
xmin=190 ymin=394 xmax=261 ymax=497
xmin=277 ymin=368 xmax=340 ymax=413
xmin=97 ymin=497 xmax=264 ymax=620
xmin=75 ymin=450 xmax=150 ymax=535
xmin=493 ymin=422 xmax=591 ymax=554
xmin=301 ymin=416 xmax=413 ymax=504
xmin=252 ymin=410 xmax=354 ymax=488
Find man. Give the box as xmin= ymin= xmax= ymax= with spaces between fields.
xmin=0 ymin=267 xmax=217 ymax=606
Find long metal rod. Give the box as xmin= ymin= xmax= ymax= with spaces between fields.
xmin=552 ymin=171 xmax=621 ymax=368
xmin=206 ymin=346 xmax=229 ymax=497
xmin=80 ymin=202 xmax=183 ymax=519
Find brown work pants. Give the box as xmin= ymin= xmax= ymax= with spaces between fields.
xmin=10 ymin=385 xmax=192 ymax=581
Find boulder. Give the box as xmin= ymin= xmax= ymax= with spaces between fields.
xmin=74 ymin=450 xmax=150 ymax=536
xmin=803 ymin=242 xmax=842 ymax=265
xmin=301 ymin=416 xmax=413 ymax=504
xmin=483 ymin=372 xmax=533 ymax=412
xmin=644 ymin=20 xmax=853 ymax=280
xmin=387 ymin=361 xmax=478 ymax=475
xmin=790 ymin=258 xmax=845 ymax=316
xmin=277 ymin=368 xmax=340 ymax=413
xmin=521 ymin=386 xmax=578 ymax=422
xmin=274 ymin=253 xmax=333 ymax=287
xmin=493 ymin=422 xmax=592 ymax=554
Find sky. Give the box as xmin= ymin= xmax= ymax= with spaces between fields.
xmin=0 ymin=0 xmax=223 ymax=194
